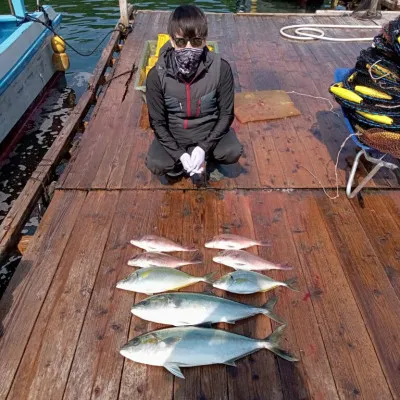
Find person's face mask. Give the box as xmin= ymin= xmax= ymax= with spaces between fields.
xmin=171 ymin=35 xmax=206 ymax=76
xmin=174 ymin=47 xmax=204 ymax=76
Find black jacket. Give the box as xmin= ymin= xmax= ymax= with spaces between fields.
xmin=146 ymin=43 xmax=234 ymax=161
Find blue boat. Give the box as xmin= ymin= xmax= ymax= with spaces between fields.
xmin=0 ymin=0 xmax=63 ymax=144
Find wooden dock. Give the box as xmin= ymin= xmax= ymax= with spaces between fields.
xmin=1 ymin=11 xmax=400 ymax=400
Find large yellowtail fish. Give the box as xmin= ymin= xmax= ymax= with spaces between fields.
xmin=120 ymin=325 xmax=298 ymax=379
xmin=116 ymin=267 xmax=214 ymax=295
xmin=213 ymin=270 xmax=298 ymax=294
xmin=132 ymin=292 xmax=285 ymax=325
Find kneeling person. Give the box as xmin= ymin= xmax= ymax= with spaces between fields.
xmin=145 ymin=5 xmax=243 ymax=179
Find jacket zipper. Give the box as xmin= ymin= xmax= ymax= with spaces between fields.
xmin=195 ymin=99 xmax=201 ymax=117
xmin=184 ymin=83 xmax=191 ymax=129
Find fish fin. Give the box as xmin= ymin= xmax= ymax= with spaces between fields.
xmin=278 ymin=263 xmax=294 ymax=271
xmin=260 ymin=296 xmax=286 ymax=325
xmin=185 ymin=245 xmax=198 ymax=252
xmin=164 ymin=363 xmax=185 ymax=379
xmin=284 ymin=277 xmax=299 ymax=292
xmin=190 ymin=252 xmax=203 ymax=264
xmin=257 ymin=240 xmax=272 ymax=247
xmin=263 ymin=325 xmax=298 ymax=362
xmin=223 ymin=359 xmax=237 ymax=367
xmin=163 ymin=336 xmax=182 ymax=345
xmin=202 ymin=271 xmax=217 ymax=284
xmin=197 ymin=322 xmax=213 ymax=328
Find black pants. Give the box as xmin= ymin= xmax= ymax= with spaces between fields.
xmin=146 ymin=129 xmax=243 ymax=176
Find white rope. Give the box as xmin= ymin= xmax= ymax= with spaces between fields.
xmin=301 ymin=134 xmax=362 ymax=200
xmin=285 ymin=91 xmax=362 ymax=199
xmin=286 ymin=91 xmax=340 ymax=117
xmin=280 ymin=24 xmax=381 ymax=42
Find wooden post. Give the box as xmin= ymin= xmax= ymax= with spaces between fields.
xmin=8 ymin=0 xmax=15 ymax=15
xmin=119 ymin=0 xmax=129 ymax=27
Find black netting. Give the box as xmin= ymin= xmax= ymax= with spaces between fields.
xmin=329 ymin=16 xmax=400 ymax=154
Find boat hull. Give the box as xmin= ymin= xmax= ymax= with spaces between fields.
xmin=0 ymin=7 xmax=62 ymax=143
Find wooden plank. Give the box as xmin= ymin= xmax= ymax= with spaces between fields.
xmin=350 ymin=193 xmax=400 ymax=300
xmin=93 ymin=10 xmax=165 ymax=189
xmin=62 ymin=190 xmax=158 ymax=400
xmin=6 ymin=191 xmax=118 ymax=400
xmin=116 ymin=12 xmax=171 ymax=190
xmin=62 ymin=9 xmax=141 ymax=190
xmin=249 ymin=191 xmax=339 ymax=400
xmin=0 ymin=191 xmax=86 ymax=399
xmin=118 ymin=191 xmax=183 ymax=400
xmin=173 ymin=191 xmax=228 ymax=400
xmin=316 ymin=193 xmax=400 ymax=396
xmin=286 ymin=192 xmax=393 ymax=399
xmin=216 ymin=191 xmax=284 ymax=400
xmin=0 ymin=6 xmax=135 ymax=261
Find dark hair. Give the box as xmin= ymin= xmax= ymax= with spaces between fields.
xmin=167 ymin=5 xmax=208 ymax=39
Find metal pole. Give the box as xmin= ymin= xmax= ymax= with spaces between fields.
xmin=119 ymin=0 xmax=129 ymax=27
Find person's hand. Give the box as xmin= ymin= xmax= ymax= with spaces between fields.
xmin=190 ymin=167 xmax=204 ymax=177
xmin=180 ymin=153 xmax=194 ymax=174
xmin=190 ymin=146 xmax=205 ymax=171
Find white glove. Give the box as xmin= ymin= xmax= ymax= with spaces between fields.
xmin=180 ymin=153 xmax=194 ymax=174
xmin=190 ymin=167 xmax=204 ymax=177
xmin=190 ymin=146 xmax=205 ymax=171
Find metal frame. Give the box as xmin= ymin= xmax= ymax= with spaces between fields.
xmin=346 ymin=146 xmax=399 ymax=199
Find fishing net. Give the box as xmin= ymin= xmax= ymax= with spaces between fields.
xmin=329 ymin=17 xmax=400 ymax=158
xmin=356 ymin=125 xmax=400 ymax=157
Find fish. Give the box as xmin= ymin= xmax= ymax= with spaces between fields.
xmin=127 ymin=252 xmax=202 ymax=269
xmin=120 ymin=325 xmax=298 ymax=379
xmin=130 ymin=235 xmax=197 ymax=252
xmin=131 ymin=292 xmax=285 ymax=325
xmin=116 ymin=267 xmax=214 ymax=295
xmin=212 ymin=270 xmax=298 ymax=295
xmin=204 ymin=234 xmax=271 ymax=250
xmin=213 ymin=250 xmax=293 ymax=271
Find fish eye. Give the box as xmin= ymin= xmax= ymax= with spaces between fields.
xmin=131 ymin=338 xmax=140 ymax=346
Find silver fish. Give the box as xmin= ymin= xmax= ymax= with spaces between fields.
xmin=213 ymin=270 xmax=298 ymax=294
xmin=120 ymin=325 xmax=298 ymax=379
xmin=128 ymin=252 xmax=202 ymax=269
xmin=130 ymin=235 xmax=197 ymax=252
xmin=116 ymin=267 xmax=214 ymax=295
xmin=132 ymin=292 xmax=285 ymax=325
xmin=205 ymin=234 xmax=271 ymax=250
xmin=213 ymin=250 xmax=293 ymax=271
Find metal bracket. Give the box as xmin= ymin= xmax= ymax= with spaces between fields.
xmin=346 ymin=149 xmax=399 ymax=199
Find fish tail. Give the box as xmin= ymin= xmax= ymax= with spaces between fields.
xmin=284 ymin=277 xmax=299 ymax=292
xmin=190 ymin=251 xmax=203 ymax=264
xmin=185 ymin=245 xmax=198 ymax=252
xmin=260 ymin=296 xmax=286 ymax=325
xmin=278 ymin=263 xmax=294 ymax=271
xmin=257 ymin=240 xmax=272 ymax=247
xmin=263 ymin=325 xmax=298 ymax=362
xmin=202 ymin=271 xmax=217 ymax=284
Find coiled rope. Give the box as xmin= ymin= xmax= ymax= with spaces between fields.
xmin=280 ymin=24 xmax=381 ymax=42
